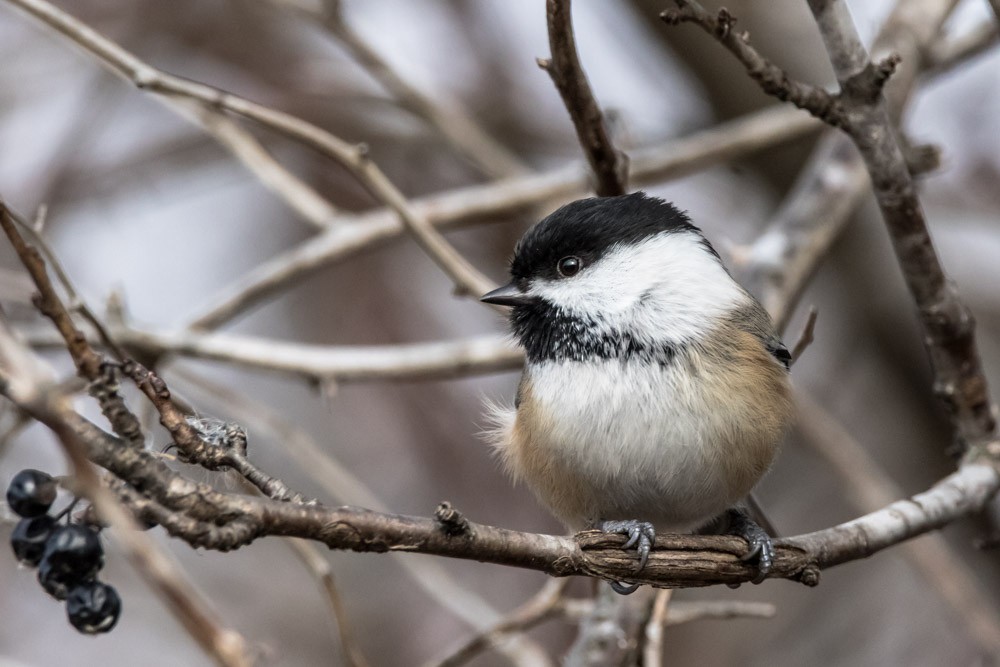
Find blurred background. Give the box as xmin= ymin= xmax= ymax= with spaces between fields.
xmin=1 ymin=0 xmax=999 ymax=665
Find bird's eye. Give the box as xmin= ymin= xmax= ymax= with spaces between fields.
xmin=557 ymin=256 xmax=582 ymax=277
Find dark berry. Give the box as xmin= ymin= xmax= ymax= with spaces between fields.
xmin=10 ymin=515 xmax=57 ymax=566
xmin=37 ymin=524 xmax=104 ymax=599
xmin=6 ymin=469 xmax=57 ymax=517
xmin=39 ymin=558 xmax=77 ymax=600
xmin=66 ymin=581 xmax=121 ymax=634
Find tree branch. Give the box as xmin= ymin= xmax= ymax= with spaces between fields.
xmin=4 ymin=193 xmax=1000 ymax=598
xmin=0 ymin=322 xmax=255 ymax=667
xmin=25 ymin=326 xmax=522 ymax=384
xmin=273 ymin=0 xmax=529 ymax=179
xmin=186 ymin=105 xmax=820 ymax=329
xmin=801 ymin=0 xmax=997 ymax=449
xmin=541 ymin=0 xmax=628 ymax=196
xmin=3 ymin=0 xmax=496 ymax=301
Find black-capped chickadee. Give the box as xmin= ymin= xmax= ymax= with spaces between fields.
xmin=482 ymin=192 xmax=794 ymax=593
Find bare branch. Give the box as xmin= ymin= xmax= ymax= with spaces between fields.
xmin=642 ymin=589 xmax=673 ymax=667
xmin=804 ymin=0 xmax=996 ymax=448
xmin=796 ymin=394 xmax=1000 ymax=655
xmin=542 ymin=0 xmax=627 ymax=196
xmin=175 ymin=101 xmax=340 ymax=230
xmin=286 ymin=538 xmax=370 ymax=667
xmin=3 ymin=0 xmax=496 ymax=300
xmin=0 ymin=323 xmax=255 ymax=667
xmin=25 ymin=326 xmax=522 ymax=384
xmin=789 ymin=306 xmax=818 ymax=365
xmin=2 ymin=3 xmax=336 ymax=232
xmin=272 ymin=0 xmax=529 ymax=179
xmin=187 ymin=105 xmax=820 ymax=329
xmin=431 ymin=579 xmax=568 ymax=667
xmin=666 ymin=600 xmax=777 ymax=625
xmin=661 ymin=2 xmax=847 ymax=127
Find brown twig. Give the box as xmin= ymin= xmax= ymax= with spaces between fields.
xmin=541 ymin=0 xmax=627 ymax=196
xmin=24 ymin=325 xmax=523 ymax=384
xmin=789 ymin=306 xmax=818 ymax=366
xmin=661 ymin=2 xmax=849 ymax=128
xmin=186 ymin=105 xmax=819 ymax=329
xmin=0 ymin=323 xmax=254 ymax=667
xmin=3 ymin=0 xmax=495 ymax=301
xmin=642 ymin=589 xmax=674 ymax=667
xmin=796 ymin=394 xmax=1000 ymax=655
xmin=431 ymin=579 xmax=569 ymax=667
xmin=800 ymin=0 xmax=997 ymax=450
xmin=276 ymin=0 xmax=529 ymax=179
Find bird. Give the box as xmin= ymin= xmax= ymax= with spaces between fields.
xmin=481 ymin=192 xmax=794 ymax=594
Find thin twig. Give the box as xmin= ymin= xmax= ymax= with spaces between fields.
xmin=285 ymin=539 xmax=371 ymax=667
xmin=273 ymin=0 xmax=529 ymax=179
xmin=541 ymin=0 xmax=627 ymax=196
xmin=3 ymin=0 xmax=496 ymax=301
xmin=796 ymin=394 xmax=1000 ymax=655
xmin=431 ymin=579 xmax=569 ymax=667
xmin=175 ymin=100 xmax=340 ymax=229
xmin=789 ymin=306 xmax=818 ymax=366
xmin=186 ymin=105 xmax=820 ymax=329
xmin=0 ymin=322 xmax=254 ymax=667
xmin=665 ymin=600 xmax=776 ymax=625
xmin=24 ymin=325 xmax=522 ymax=384
xmin=642 ymin=589 xmax=673 ymax=667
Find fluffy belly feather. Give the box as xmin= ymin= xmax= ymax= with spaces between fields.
xmin=494 ymin=351 xmax=790 ymax=532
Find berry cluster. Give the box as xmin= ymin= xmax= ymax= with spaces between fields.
xmin=7 ymin=469 xmax=121 ymax=634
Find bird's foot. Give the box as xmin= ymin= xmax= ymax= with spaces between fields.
xmin=727 ymin=509 xmax=773 ymax=584
xmin=598 ymin=519 xmax=655 ymax=595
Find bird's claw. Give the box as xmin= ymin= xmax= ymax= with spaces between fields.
xmin=599 ymin=519 xmax=655 ymax=595
xmin=608 ymin=580 xmax=641 ymax=595
xmin=728 ymin=510 xmax=773 ymax=584
xmin=600 ymin=519 xmax=655 ymax=570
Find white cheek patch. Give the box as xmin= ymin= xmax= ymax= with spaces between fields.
xmin=528 ymin=231 xmax=748 ymax=344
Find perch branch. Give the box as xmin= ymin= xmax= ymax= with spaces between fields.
xmin=4 ymin=202 xmax=1000 ymax=595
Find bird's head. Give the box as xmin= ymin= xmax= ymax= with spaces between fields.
xmin=482 ymin=192 xmax=750 ymax=362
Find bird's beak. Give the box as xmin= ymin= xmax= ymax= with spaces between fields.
xmin=480 ymin=282 xmax=536 ymax=307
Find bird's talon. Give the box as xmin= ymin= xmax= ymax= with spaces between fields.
xmin=609 ymin=580 xmax=641 ymax=595
xmin=599 ymin=519 xmax=656 ymax=579
xmin=727 ymin=510 xmax=773 ymax=584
